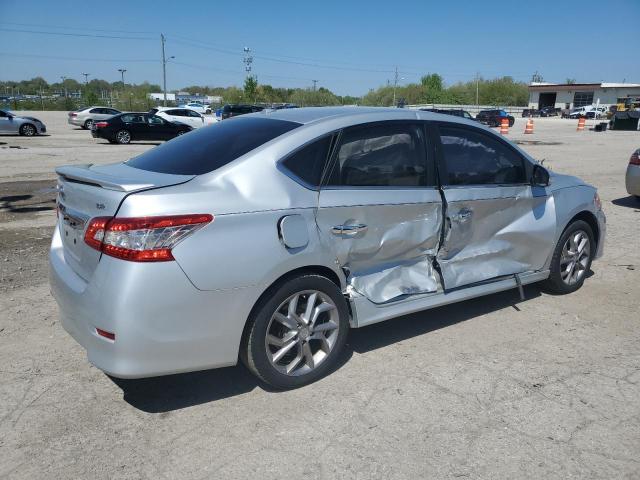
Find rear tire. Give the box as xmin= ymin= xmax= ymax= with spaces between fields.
xmin=541 ymin=220 xmax=594 ymax=294
xmin=84 ymin=119 xmax=93 ymax=130
xmin=241 ymin=274 xmax=350 ymax=389
xmin=19 ymin=123 xmax=36 ymax=136
xmin=115 ymin=130 xmax=131 ymax=144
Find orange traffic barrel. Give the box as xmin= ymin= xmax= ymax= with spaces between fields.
xmin=577 ymin=116 xmax=586 ymax=131
xmin=500 ymin=118 xmax=509 ymax=135
xmin=524 ymin=118 xmax=534 ymax=134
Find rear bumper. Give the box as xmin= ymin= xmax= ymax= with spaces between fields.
xmin=626 ymin=165 xmax=640 ymax=196
xmin=68 ymin=118 xmax=82 ymax=127
xmin=49 ymin=225 xmax=258 ymax=378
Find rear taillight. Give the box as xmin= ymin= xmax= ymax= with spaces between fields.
xmin=94 ymin=121 xmax=108 ymax=128
xmin=630 ymin=150 xmax=640 ymax=166
xmin=69 ymin=112 xmax=77 ymax=117
xmin=84 ymin=214 xmax=213 ymax=262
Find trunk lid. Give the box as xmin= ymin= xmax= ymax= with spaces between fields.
xmin=55 ymin=162 xmax=194 ymax=281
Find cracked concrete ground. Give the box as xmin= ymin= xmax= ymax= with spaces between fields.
xmin=0 ymin=113 xmax=639 ymax=479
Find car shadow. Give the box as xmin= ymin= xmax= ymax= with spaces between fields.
xmin=111 ymin=286 xmax=539 ymax=413
xmin=611 ymin=196 xmax=640 ymax=209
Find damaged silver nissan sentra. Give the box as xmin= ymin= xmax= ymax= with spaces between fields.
xmin=50 ymin=107 xmax=606 ymax=388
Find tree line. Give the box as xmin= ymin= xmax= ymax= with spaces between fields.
xmin=1 ymin=73 xmax=529 ymax=111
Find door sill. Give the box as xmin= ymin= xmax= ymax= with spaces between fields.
xmin=349 ymin=270 xmax=549 ymax=328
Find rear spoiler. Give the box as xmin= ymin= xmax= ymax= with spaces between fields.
xmin=55 ymin=164 xmax=194 ymax=192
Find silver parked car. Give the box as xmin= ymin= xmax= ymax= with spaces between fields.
xmin=68 ymin=106 xmax=121 ymax=129
xmin=625 ymin=148 xmax=640 ymax=200
xmin=50 ymin=107 xmax=606 ymax=388
xmin=0 ymin=109 xmax=46 ymax=135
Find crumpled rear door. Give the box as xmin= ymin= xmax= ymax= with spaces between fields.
xmin=316 ymin=188 xmax=443 ymax=304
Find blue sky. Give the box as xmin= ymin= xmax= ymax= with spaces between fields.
xmin=1 ymin=0 xmax=638 ymax=96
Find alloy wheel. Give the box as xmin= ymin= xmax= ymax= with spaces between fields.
xmin=22 ymin=124 xmax=35 ymax=136
xmin=560 ymin=230 xmax=591 ymax=285
xmin=265 ymin=290 xmax=340 ymax=376
xmin=116 ymin=130 xmax=131 ymax=144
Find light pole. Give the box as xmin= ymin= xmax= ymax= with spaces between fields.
xmin=60 ymin=76 xmax=67 ymax=98
xmin=118 ymin=69 xmax=127 ymax=88
xmin=81 ymin=73 xmax=90 ymax=85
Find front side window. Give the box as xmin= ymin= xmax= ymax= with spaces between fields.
xmin=148 ymin=116 xmax=165 ymax=125
xmin=325 ymin=123 xmax=428 ymax=187
xmin=439 ymin=126 xmax=526 ymax=186
xmin=282 ymin=136 xmax=333 ymax=187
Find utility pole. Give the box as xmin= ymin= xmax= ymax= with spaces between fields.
xmin=392 ymin=66 xmax=399 ymax=106
xmin=161 ymin=34 xmax=167 ymax=106
xmin=60 ymin=76 xmax=67 ymax=98
xmin=118 ymin=68 xmax=127 ymax=88
xmin=81 ymin=73 xmax=90 ymax=84
xmin=312 ymin=79 xmax=318 ymax=91
xmin=475 ymin=72 xmax=480 ymax=108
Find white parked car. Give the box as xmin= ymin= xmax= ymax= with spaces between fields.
xmin=568 ymin=105 xmax=607 ymax=119
xmin=179 ymin=102 xmax=211 ymax=114
xmin=151 ymin=107 xmax=206 ymax=129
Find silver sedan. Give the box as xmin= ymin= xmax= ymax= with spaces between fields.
xmin=625 ymin=148 xmax=640 ymax=200
xmin=49 ymin=107 xmax=606 ymax=388
xmin=0 ymin=109 xmax=46 ymax=135
xmin=68 ymin=106 xmax=121 ymax=129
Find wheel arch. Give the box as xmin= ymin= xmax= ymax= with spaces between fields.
xmin=566 ymin=210 xmax=600 ymax=251
xmin=239 ymin=264 xmax=347 ymax=357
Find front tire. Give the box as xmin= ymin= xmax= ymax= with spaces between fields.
xmin=19 ymin=123 xmax=36 ymax=136
xmin=542 ymin=220 xmax=594 ymax=294
xmin=115 ymin=130 xmax=131 ymax=144
xmin=242 ymin=274 xmax=350 ymax=389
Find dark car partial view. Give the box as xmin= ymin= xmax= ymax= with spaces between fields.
xmin=539 ymin=106 xmax=560 ymax=117
xmin=91 ymin=112 xmax=192 ymax=144
xmin=221 ymin=104 xmax=264 ymax=120
xmin=420 ymin=108 xmax=476 ymax=121
xmin=522 ymin=108 xmax=540 ymax=118
xmin=476 ymin=109 xmax=515 ymax=127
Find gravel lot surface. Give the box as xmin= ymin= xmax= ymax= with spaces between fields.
xmin=1 ymin=112 xmax=639 ymax=479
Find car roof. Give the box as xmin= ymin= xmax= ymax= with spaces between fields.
xmin=253 ymin=106 xmax=484 ymax=129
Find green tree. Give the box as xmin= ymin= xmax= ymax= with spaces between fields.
xmin=244 ymin=76 xmax=258 ymax=102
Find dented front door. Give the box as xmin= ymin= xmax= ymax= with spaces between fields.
xmin=315 ymin=121 xmax=443 ymax=304
xmin=435 ymin=123 xmax=557 ymax=290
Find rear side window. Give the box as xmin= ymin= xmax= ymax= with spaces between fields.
xmin=439 ymin=126 xmax=526 ymax=186
xmin=127 ymin=117 xmax=300 ymax=175
xmin=281 ymin=136 xmax=333 ymax=187
xmin=325 ymin=122 xmax=429 ymax=187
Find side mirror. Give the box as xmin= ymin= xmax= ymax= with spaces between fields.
xmin=531 ymin=164 xmax=550 ymax=187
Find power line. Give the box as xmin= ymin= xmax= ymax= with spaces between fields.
xmin=0 ymin=52 xmax=158 ymax=63
xmin=0 ymin=21 xmax=156 ymax=35
xmin=0 ymin=27 xmax=154 ymax=40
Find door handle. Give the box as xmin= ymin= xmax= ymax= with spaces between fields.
xmin=451 ymin=208 xmax=472 ymax=222
xmin=331 ymin=224 xmax=368 ymax=236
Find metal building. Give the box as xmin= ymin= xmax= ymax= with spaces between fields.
xmin=528 ymin=82 xmax=640 ymax=109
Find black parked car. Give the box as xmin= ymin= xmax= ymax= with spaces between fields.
xmin=476 ymin=109 xmax=515 ymax=127
xmin=539 ymin=106 xmax=560 ymax=117
xmin=91 ymin=112 xmax=192 ymax=144
xmin=220 ymin=104 xmax=264 ymax=120
xmin=522 ymin=108 xmax=540 ymax=118
xmin=420 ymin=108 xmax=476 ymax=121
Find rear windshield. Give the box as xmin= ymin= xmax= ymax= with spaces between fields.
xmin=126 ymin=117 xmax=300 ymax=175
